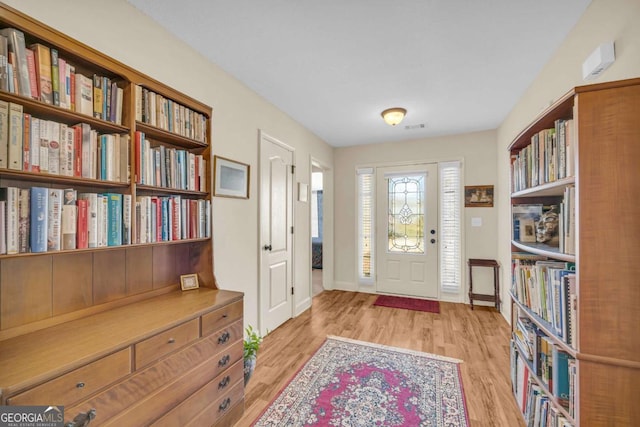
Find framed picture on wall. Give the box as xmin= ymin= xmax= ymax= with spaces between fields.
xmin=464 ymin=185 xmax=494 ymax=207
xmin=213 ymin=155 xmax=250 ymax=199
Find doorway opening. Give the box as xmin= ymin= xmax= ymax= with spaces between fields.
xmin=311 ymin=165 xmax=324 ymax=297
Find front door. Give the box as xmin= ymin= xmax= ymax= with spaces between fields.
xmin=259 ymin=132 xmax=294 ymax=334
xmin=376 ymin=163 xmax=439 ymax=298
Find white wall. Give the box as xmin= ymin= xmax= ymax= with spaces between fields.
xmin=334 ymin=130 xmax=499 ymax=301
xmin=496 ymin=0 xmax=640 ymax=322
xmin=6 ymin=0 xmax=335 ymax=332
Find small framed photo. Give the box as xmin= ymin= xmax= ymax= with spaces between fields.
xmin=464 ymin=185 xmax=494 ymax=207
xmin=213 ymin=155 xmax=250 ymax=199
xmin=180 ymin=274 xmax=199 ymax=291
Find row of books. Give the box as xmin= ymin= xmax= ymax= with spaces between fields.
xmin=511 ymin=118 xmax=575 ymax=192
xmin=511 ymin=256 xmax=577 ymax=347
xmin=512 ymin=197 xmax=575 ymax=255
xmin=135 ymin=85 xmax=207 ymax=143
xmin=0 ymin=186 xmax=131 ymax=255
xmin=135 ymin=195 xmax=210 ymax=244
xmin=135 ymin=131 xmax=206 ymax=192
xmin=0 ymin=28 xmax=124 ymax=124
xmin=0 ymin=101 xmax=129 ymax=182
xmin=511 ymin=342 xmax=576 ymax=426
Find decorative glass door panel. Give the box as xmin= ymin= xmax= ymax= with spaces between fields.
xmin=388 ymin=174 xmax=425 ymax=254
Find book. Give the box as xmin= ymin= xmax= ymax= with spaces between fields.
xmin=75 ymin=73 xmax=93 ymax=116
xmin=0 ymin=34 xmax=8 ymax=92
xmin=552 ymin=346 xmax=571 ymax=407
xmin=0 ymin=200 xmax=5 ymax=254
xmin=78 ymin=193 xmax=98 ymax=248
xmin=0 ymin=100 xmax=8 ymax=168
xmin=0 ymin=28 xmax=31 ymax=97
xmin=76 ymin=198 xmax=88 ymax=249
xmin=8 ymin=102 xmax=23 ymax=170
xmin=18 ymin=187 xmax=29 ymax=253
xmin=104 ymin=193 xmax=122 ymax=246
xmin=122 ymin=193 xmax=131 ymax=245
xmin=22 ymin=113 xmax=30 ymax=171
xmin=512 ymin=204 xmax=542 ymax=243
xmin=50 ymin=47 xmax=60 ymax=106
xmin=96 ymin=194 xmax=108 ymax=247
xmin=0 ymin=187 xmax=19 ymax=254
xmin=29 ymin=187 xmax=48 ymax=253
xmin=47 ymin=188 xmax=63 ymax=251
xmin=30 ymin=43 xmax=53 ymax=104
xmin=58 ymin=57 xmax=69 ymax=109
xmin=47 ymin=120 xmax=61 ymax=175
xmin=25 ymin=48 xmax=38 ymax=100
xmin=38 ymin=119 xmax=50 ymax=173
xmin=93 ymin=74 xmax=103 ymax=119
xmin=29 ymin=116 xmax=40 ymax=172
xmin=60 ymin=123 xmax=74 ymax=177
xmin=61 ymin=188 xmax=77 ymax=250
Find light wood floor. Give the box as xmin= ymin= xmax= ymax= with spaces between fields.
xmin=237 ymin=290 xmax=524 ymax=426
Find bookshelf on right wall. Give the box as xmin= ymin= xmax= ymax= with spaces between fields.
xmin=508 ymin=78 xmax=640 ymax=426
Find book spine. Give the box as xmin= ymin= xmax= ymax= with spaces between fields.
xmin=92 ymin=74 xmax=103 ymax=119
xmin=29 ymin=117 xmax=40 ymax=172
xmin=29 ymin=187 xmax=48 ymax=253
xmin=50 ymin=47 xmax=60 ymax=106
xmin=76 ymin=198 xmax=88 ymax=249
xmin=47 ymin=188 xmax=63 ymax=251
xmin=0 ymin=100 xmax=8 ymax=169
xmin=0 ymin=35 xmax=8 ymax=92
xmin=47 ymin=120 xmax=60 ymax=175
xmin=17 ymin=187 xmax=29 ymax=253
xmin=8 ymin=102 xmax=22 ymax=171
xmin=122 ymin=193 xmax=131 ymax=245
xmin=0 ymin=200 xmax=5 ymax=254
xmin=25 ymin=48 xmax=38 ymax=100
xmin=1 ymin=29 xmax=31 ymax=97
xmin=30 ymin=43 xmax=53 ymax=104
xmin=61 ymin=188 xmax=77 ymax=250
xmin=105 ymin=193 xmax=122 ymax=246
xmin=1 ymin=187 xmax=19 ymax=254
xmin=22 ymin=113 xmax=30 ymax=171
xmin=69 ymin=65 xmax=76 ymax=112
xmin=38 ymin=119 xmax=49 ymax=173
xmin=78 ymin=193 xmax=98 ymax=248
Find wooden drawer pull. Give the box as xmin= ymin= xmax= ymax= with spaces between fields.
xmin=222 ymin=314 xmax=228 ymax=318
xmin=218 ymin=375 xmax=230 ymax=390
xmin=65 ymin=408 xmax=96 ymax=427
xmin=218 ymin=331 xmax=230 ymax=344
xmin=218 ymin=354 xmax=230 ymax=367
xmin=167 ymin=338 xmax=176 ymax=344
xmin=76 ymin=382 xmax=85 ymax=389
xmin=218 ymin=398 xmax=231 ymax=412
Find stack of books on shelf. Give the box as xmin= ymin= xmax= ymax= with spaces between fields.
xmin=0 ymin=28 xmax=124 ymax=124
xmin=511 ymin=118 xmax=575 ymax=192
xmin=135 ymin=195 xmax=210 ymax=244
xmin=0 ymin=101 xmax=129 ymax=181
xmin=134 ymin=85 xmax=207 ymax=143
xmin=0 ymin=186 xmax=131 ymax=254
xmin=511 ymin=256 xmax=577 ymax=348
xmin=511 ymin=341 xmax=576 ymax=426
xmin=134 ymin=131 xmax=206 ymax=192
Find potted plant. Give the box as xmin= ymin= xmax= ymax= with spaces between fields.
xmin=243 ymin=325 xmax=263 ymax=386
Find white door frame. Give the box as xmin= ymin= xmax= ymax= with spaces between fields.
xmin=309 ymin=157 xmax=331 ymax=299
xmin=259 ymin=130 xmax=295 ymax=335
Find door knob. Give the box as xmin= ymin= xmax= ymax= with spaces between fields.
xmin=263 ymin=244 xmax=272 ymax=251
xmin=430 ymin=239 xmax=436 ymax=244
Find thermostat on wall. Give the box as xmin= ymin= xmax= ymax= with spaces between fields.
xmin=582 ymin=42 xmax=615 ymax=81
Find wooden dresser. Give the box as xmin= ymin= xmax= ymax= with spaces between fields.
xmin=0 ymin=288 xmax=244 ymax=426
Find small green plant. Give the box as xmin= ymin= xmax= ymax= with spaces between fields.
xmin=243 ymin=325 xmax=263 ymax=359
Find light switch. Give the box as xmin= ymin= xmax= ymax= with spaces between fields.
xmin=471 ymin=217 xmax=482 ymax=227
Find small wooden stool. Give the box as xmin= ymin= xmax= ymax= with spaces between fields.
xmin=467 ymin=258 xmax=500 ymax=311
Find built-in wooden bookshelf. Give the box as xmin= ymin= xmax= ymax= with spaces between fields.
xmin=0 ymin=3 xmax=244 ymax=425
xmin=508 ymin=78 xmax=640 ymax=426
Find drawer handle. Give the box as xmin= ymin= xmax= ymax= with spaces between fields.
xmin=76 ymin=382 xmax=85 ymax=389
xmin=218 ymin=331 xmax=231 ymax=344
xmin=219 ymin=397 xmax=231 ymax=412
xmin=218 ymin=354 xmax=231 ymax=367
xmin=218 ymin=376 xmax=230 ymax=390
xmin=222 ymin=314 xmax=228 ymax=318
xmin=65 ymin=408 xmax=96 ymax=427
xmin=168 ymin=338 xmax=176 ymax=344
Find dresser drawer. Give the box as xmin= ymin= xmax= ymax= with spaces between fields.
xmin=201 ymin=300 xmax=243 ymax=337
xmin=135 ymin=318 xmax=199 ymax=368
xmin=7 ymin=348 xmax=131 ymax=407
xmin=151 ymin=359 xmax=243 ymax=427
xmin=186 ymin=381 xmax=244 ymax=427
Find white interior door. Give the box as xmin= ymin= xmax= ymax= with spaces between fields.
xmin=376 ymin=163 xmax=439 ymax=298
xmin=260 ymin=132 xmax=294 ymax=334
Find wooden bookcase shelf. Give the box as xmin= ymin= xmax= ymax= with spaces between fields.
xmin=0 ymin=3 xmax=243 ymax=426
xmin=508 ymin=78 xmax=640 ymax=426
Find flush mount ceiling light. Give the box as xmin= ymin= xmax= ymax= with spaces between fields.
xmin=381 ymin=108 xmax=407 ymax=126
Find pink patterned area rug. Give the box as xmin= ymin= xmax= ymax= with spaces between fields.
xmin=252 ymin=336 xmax=469 ymax=426
xmin=373 ymin=294 xmax=441 ymax=313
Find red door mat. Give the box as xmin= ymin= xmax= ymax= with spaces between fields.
xmin=373 ymin=295 xmax=440 ymax=313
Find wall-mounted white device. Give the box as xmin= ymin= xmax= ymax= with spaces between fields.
xmin=582 ymin=42 xmax=615 ymax=81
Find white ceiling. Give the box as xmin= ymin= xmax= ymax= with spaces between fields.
xmin=127 ymin=0 xmax=592 ymax=147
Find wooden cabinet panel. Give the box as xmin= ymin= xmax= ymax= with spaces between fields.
xmin=151 ymin=360 xmax=243 ymax=427
xmin=7 ymin=348 xmax=131 ymax=407
xmin=125 ymin=246 xmax=153 ymax=296
xmin=1 ymin=256 xmax=52 ymax=330
xmin=93 ymin=250 xmax=127 ymax=304
xmin=52 ymin=252 xmax=93 ymax=316
xmin=134 ymin=318 xmax=199 ymax=369
xmin=202 ymin=300 xmax=243 ymax=336
xmin=185 ymin=381 xmax=244 ymax=427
